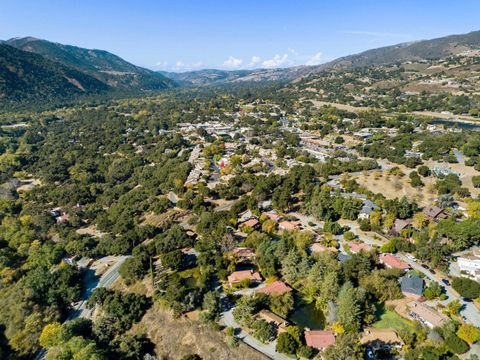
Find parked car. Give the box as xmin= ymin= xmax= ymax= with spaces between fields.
xmin=441 ymin=279 xmax=450 ymax=286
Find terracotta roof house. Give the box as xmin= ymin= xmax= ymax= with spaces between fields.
xmin=227 ymin=270 xmax=262 ymax=286
xmin=304 ymin=330 xmax=336 ymax=351
xmin=423 ymin=205 xmax=448 ymax=221
xmin=257 ymin=310 xmax=289 ymax=332
xmin=407 ymin=301 xmax=448 ymax=328
xmin=390 ymin=219 xmax=412 ymax=236
xmin=278 ymin=221 xmax=302 ymax=231
xmin=379 ymin=253 xmax=410 ymax=271
xmin=311 ymin=243 xmax=338 ymax=253
xmin=263 ymin=211 xmax=283 ymax=222
xmin=231 ymin=247 xmax=256 ymax=262
xmin=239 ymin=218 xmax=260 ymax=230
xmin=401 ymin=275 xmax=424 ymax=299
xmin=348 ymin=241 xmax=373 ymax=254
xmin=257 ymin=281 xmax=292 ymax=296
xmin=361 ymin=328 xmax=404 ymax=350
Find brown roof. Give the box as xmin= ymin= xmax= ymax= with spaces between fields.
xmin=304 ymin=330 xmax=336 ymax=350
xmin=257 ymin=310 xmax=288 ymax=326
xmin=263 ymin=211 xmax=282 ymax=222
xmin=379 ymin=253 xmax=410 ymax=270
xmin=407 ymin=301 xmax=448 ymax=328
xmin=311 ymin=243 xmax=337 ymax=253
xmin=241 ymin=218 xmax=260 ymax=228
xmin=423 ymin=206 xmax=447 ymax=219
xmin=231 ymin=247 xmax=256 ymax=258
xmin=279 ymin=221 xmax=301 ymax=231
xmin=392 ymin=219 xmax=411 ymax=233
xmin=257 ymin=281 xmax=292 ymax=296
xmin=361 ymin=327 xmax=403 ymax=347
xmin=227 ymin=270 xmax=262 ymax=284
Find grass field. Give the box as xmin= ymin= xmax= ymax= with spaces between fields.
xmin=373 ymin=306 xmax=415 ymax=334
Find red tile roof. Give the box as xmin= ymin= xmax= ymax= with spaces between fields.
xmin=241 ymin=218 xmax=260 ymax=228
xmin=257 ymin=281 xmax=292 ymax=296
xmin=379 ymin=253 xmax=410 ymax=270
xmin=227 ymin=270 xmax=262 ymax=284
xmin=305 ymin=330 xmax=336 ymax=350
xmin=349 ymin=242 xmax=373 ymax=253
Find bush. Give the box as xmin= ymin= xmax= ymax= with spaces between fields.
xmin=418 ymin=165 xmax=431 ymax=177
xmin=276 ymin=332 xmax=298 ymax=355
xmin=444 ymin=333 xmax=469 ymax=354
xmin=452 ymin=277 xmax=480 ymax=299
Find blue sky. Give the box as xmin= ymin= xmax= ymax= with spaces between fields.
xmin=1 ymin=0 xmax=480 ymax=72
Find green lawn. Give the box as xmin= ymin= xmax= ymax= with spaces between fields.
xmin=372 ymin=306 xmax=415 ymax=334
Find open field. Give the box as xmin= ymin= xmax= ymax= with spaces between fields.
xmin=355 ymin=159 xmax=480 ymax=206
xmin=132 ymin=302 xmax=266 ymax=360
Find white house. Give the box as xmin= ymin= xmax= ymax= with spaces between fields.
xmin=457 ymin=252 xmax=480 ymax=280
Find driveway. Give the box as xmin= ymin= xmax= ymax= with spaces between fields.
xmin=220 ymin=305 xmax=292 ymax=360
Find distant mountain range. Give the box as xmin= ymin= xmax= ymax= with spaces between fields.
xmin=159 ymin=30 xmax=480 ymax=85
xmin=0 ymin=37 xmax=174 ymax=106
xmin=1 ymin=30 xmax=479 ymax=105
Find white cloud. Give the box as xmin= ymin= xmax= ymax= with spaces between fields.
xmin=262 ymin=53 xmax=291 ymax=68
xmin=305 ymin=52 xmax=323 ymax=66
xmin=247 ymin=55 xmax=261 ymax=68
xmin=223 ymin=56 xmax=243 ymax=68
xmin=173 ymin=61 xmax=205 ymax=71
xmin=155 ymin=61 xmax=168 ymax=68
xmin=175 ymin=61 xmax=186 ymax=69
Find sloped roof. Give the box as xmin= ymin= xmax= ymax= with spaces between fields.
xmin=258 ymin=281 xmax=292 ymax=296
xmin=305 ymin=330 xmax=336 ymax=350
xmin=401 ymin=275 xmax=424 ymax=296
xmin=379 ymin=253 xmax=410 ymax=270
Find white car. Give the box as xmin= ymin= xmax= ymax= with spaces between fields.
xmin=406 ymin=254 xmax=417 ymax=262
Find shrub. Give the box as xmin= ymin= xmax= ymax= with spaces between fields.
xmin=452 ymin=277 xmax=480 ymax=299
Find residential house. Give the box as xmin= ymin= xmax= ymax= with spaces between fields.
xmin=238 ymin=209 xmax=254 ymax=223
xmin=361 ymin=328 xmax=404 ymax=350
xmin=239 ymin=218 xmax=260 ymax=230
xmin=304 ymin=330 xmax=336 ymax=351
xmin=407 ymin=301 xmax=448 ymax=328
xmin=231 ymin=247 xmax=256 ymax=262
xmin=227 ymin=270 xmax=262 ymax=287
xmin=257 ymin=281 xmax=292 ymax=296
xmin=337 ymin=253 xmax=352 ymax=263
xmin=379 ymin=254 xmax=410 ymax=271
xmin=278 ymin=221 xmax=302 ymax=231
xmin=457 ymin=252 xmax=480 ymax=280
xmin=257 ymin=310 xmax=289 ymax=332
xmin=348 ymin=242 xmax=373 ymax=254
xmin=311 ymin=243 xmax=338 ymax=254
xmin=262 ymin=211 xmax=282 ymax=222
xmin=401 ymin=275 xmax=424 ymax=299
xmin=358 ymin=200 xmax=380 ymax=220
xmin=390 ymin=219 xmax=412 ymax=236
xmin=423 ymin=205 xmax=448 ymax=221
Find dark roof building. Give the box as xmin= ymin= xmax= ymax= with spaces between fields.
xmin=401 ymin=275 xmax=424 ymax=299
xmin=423 ymin=205 xmax=448 ymax=221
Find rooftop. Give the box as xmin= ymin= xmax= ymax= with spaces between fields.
xmin=257 ymin=281 xmax=292 ymax=296
xmin=304 ymin=330 xmax=336 ymax=350
xmin=401 ymin=275 xmax=424 ymax=296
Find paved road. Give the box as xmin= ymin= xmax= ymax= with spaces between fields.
xmin=343 ymin=222 xmax=480 ymax=327
xmin=220 ymin=303 xmax=291 ymax=360
xmin=35 ymin=256 xmax=129 ymax=360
